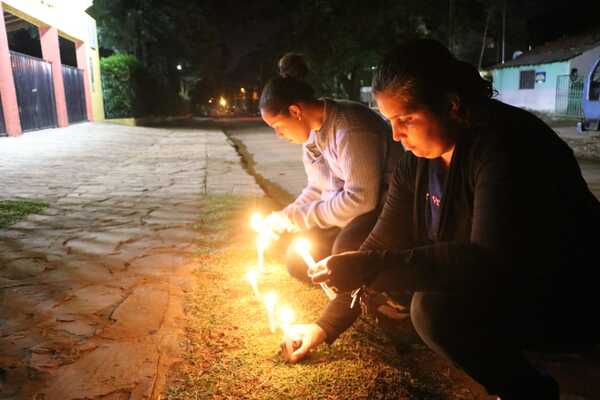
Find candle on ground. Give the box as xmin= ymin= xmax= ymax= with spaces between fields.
xmin=250 ymin=212 xmax=263 ymax=232
xmin=263 ymin=291 xmax=278 ymax=333
xmin=256 ymin=233 xmax=270 ymax=272
xmin=278 ymin=305 xmax=295 ymax=338
xmin=245 ymin=269 xmax=261 ymax=300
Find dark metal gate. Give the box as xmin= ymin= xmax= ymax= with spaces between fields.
xmin=555 ymin=74 xmax=584 ymax=117
xmin=10 ymin=51 xmax=57 ymax=132
xmin=62 ymin=65 xmax=87 ymax=123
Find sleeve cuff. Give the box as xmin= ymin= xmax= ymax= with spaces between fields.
xmin=315 ymin=320 xmax=339 ymax=345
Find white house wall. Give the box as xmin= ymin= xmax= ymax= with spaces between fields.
xmin=492 ymin=62 xmax=570 ymax=112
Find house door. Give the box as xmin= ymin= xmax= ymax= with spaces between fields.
xmin=62 ymin=65 xmax=87 ymax=123
xmin=10 ymin=50 xmax=57 ymax=132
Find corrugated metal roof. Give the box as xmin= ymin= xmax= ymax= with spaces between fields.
xmin=489 ymin=33 xmax=600 ymax=70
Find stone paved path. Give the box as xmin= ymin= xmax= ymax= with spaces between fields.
xmin=217 ymin=119 xmax=305 ymax=203
xmin=0 ymin=122 xmax=262 ymax=399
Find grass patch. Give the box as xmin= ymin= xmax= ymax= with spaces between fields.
xmin=167 ymin=194 xmax=478 ymax=399
xmin=0 ymin=199 xmax=48 ymax=229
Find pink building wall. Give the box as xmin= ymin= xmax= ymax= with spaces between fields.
xmin=39 ymin=26 xmax=69 ymax=128
xmin=0 ymin=4 xmax=22 ymax=136
xmin=76 ymin=42 xmax=94 ymax=122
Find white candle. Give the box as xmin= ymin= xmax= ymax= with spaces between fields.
xmin=293 ymin=238 xmax=316 ymax=271
xmin=278 ymin=306 xmax=295 ymax=338
xmin=294 ymin=238 xmax=336 ymax=300
xmin=245 ymin=269 xmax=261 ymax=300
xmin=263 ymin=291 xmax=278 ymax=333
xmin=256 ymin=233 xmax=269 ymax=272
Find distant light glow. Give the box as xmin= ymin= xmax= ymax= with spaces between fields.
xmin=176 ymin=64 xmax=182 ymax=71
xmin=240 ymin=87 xmax=246 ymax=94
xmin=219 ymin=97 xmax=227 ymax=107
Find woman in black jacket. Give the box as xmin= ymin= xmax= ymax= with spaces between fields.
xmin=286 ymin=39 xmax=600 ymax=400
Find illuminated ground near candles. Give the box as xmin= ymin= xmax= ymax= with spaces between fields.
xmin=165 ymin=195 xmax=487 ymax=399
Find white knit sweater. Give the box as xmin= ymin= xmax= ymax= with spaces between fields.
xmin=283 ymin=99 xmax=402 ymax=230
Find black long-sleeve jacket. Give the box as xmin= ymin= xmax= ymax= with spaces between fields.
xmin=316 ymin=99 xmax=600 ymax=343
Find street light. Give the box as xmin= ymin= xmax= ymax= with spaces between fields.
xmin=176 ymin=64 xmax=182 ymax=71
xmin=219 ymin=97 xmax=227 ymax=107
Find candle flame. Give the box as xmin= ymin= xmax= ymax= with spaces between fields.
xmin=264 ymin=291 xmax=278 ymax=333
xmin=250 ymin=212 xmax=263 ymax=232
xmin=246 ymin=269 xmax=258 ymax=285
xmin=278 ymin=306 xmax=295 ymax=334
xmin=264 ymin=291 xmax=277 ymax=309
xmin=257 ymin=233 xmax=270 ymax=249
xmin=293 ymin=237 xmax=316 ymax=271
xmin=294 ymin=238 xmax=311 ymax=254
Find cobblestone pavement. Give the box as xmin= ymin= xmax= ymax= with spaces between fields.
xmin=0 ymin=122 xmax=262 ymax=399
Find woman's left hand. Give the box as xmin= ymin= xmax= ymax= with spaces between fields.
xmin=264 ymin=211 xmax=296 ymax=235
xmin=310 ymin=251 xmax=381 ymax=292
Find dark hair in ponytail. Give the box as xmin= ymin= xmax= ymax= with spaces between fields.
xmin=372 ymin=39 xmax=493 ymax=122
xmin=259 ymin=52 xmax=316 ymax=116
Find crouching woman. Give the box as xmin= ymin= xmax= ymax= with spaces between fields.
xmin=287 ymin=39 xmax=600 ymax=400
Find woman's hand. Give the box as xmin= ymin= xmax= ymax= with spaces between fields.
xmin=264 ymin=211 xmax=296 ymax=235
xmin=282 ymin=323 xmax=327 ymax=363
xmin=310 ymin=251 xmax=382 ymax=292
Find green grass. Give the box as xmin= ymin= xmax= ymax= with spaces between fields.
xmin=0 ymin=199 xmax=48 ymax=229
xmin=166 ymin=195 xmax=480 ymax=399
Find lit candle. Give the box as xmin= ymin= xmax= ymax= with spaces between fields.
xmin=278 ymin=306 xmax=295 ymax=338
xmin=294 ymin=238 xmax=336 ymax=300
xmin=256 ymin=233 xmax=270 ymax=272
xmin=245 ymin=269 xmax=261 ymax=300
xmin=278 ymin=306 xmax=302 ymax=361
xmin=263 ymin=291 xmax=278 ymax=333
xmin=250 ymin=212 xmax=264 ymax=232
xmin=293 ymin=238 xmax=316 ymax=271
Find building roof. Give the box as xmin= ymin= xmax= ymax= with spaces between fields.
xmin=489 ymin=32 xmax=600 ymax=70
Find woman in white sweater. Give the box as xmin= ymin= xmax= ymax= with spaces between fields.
xmin=260 ymin=53 xmax=403 ymax=281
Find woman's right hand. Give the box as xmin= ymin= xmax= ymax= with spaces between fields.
xmin=283 ymin=323 xmax=327 ymax=363
xmin=310 ymin=251 xmax=383 ymax=292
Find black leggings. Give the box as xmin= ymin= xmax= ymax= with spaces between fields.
xmin=285 ymin=209 xmax=380 ymax=283
xmin=409 ymin=290 xmax=600 ymax=400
